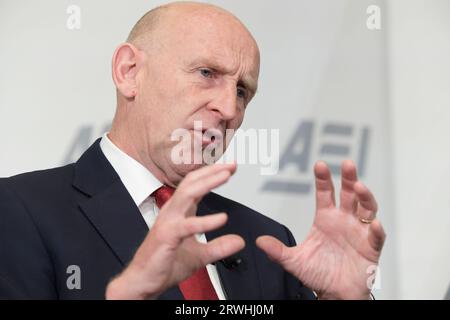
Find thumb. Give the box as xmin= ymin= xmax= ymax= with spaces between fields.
xmin=256 ymin=235 xmax=290 ymax=264
xmin=257 ymin=236 xmax=304 ymax=279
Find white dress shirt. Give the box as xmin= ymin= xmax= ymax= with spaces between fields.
xmin=99 ymin=133 xmax=226 ymax=299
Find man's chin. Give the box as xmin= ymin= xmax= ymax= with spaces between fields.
xmin=171 ymin=162 xmax=208 ymax=177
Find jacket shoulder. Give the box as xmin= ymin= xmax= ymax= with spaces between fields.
xmin=0 ymin=164 xmax=75 ymax=195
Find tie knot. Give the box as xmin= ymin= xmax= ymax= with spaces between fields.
xmin=153 ymin=185 xmax=175 ymax=209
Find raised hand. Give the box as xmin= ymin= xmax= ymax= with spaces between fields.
xmin=256 ymin=160 xmax=386 ymax=299
xmin=106 ymin=162 xmax=245 ymax=299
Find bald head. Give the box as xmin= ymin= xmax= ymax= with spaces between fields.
xmin=126 ymin=1 xmax=258 ymax=54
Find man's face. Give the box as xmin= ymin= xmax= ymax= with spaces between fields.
xmin=133 ymin=9 xmax=260 ymax=183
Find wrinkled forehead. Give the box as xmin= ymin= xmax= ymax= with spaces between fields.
xmin=156 ymin=8 xmax=260 ymax=88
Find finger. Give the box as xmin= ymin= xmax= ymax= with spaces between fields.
xmin=197 ymin=234 xmax=245 ymax=266
xmin=182 ymin=162 xmax=237 ymax=185
xmin=178 ymin=162 xmax=236 ymax=197
xmin=354 ymin=181 xmax=378 ymax=221
xmin=339 ymin=160 xmax=358 ymax=213
xmin=177 ymin=213 xmax=228 ymax=240
xmin=173 ymin=170 xmax=232 ymax=212
xmin=165 ymin=166 xmax=235 ymax=217
xmin=314 ymin=161 xmax=336 ymax=210
xmin=256 ymin=236 xmax=299 ymax=276
xmin=155 ymin=213 xmax=228 ymax=249
xmin=368 ymin=219 xmax=386 ymax=252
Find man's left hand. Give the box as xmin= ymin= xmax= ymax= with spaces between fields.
xmin=256 ymin=160 xmax=386 ymax=299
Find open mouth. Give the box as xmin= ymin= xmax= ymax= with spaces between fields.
xmin=191 ymin=128 xmax=223 ymax=147
xmin=203 ymin=128 xmax=223 ymax=146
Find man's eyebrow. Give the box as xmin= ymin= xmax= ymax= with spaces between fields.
xmin=187 ymin=58 xmax=258 ymax=95
xmin=187 ymin=57 xmax=228 ymax=71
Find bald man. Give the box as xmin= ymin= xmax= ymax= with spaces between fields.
xmin=0 ymin=2 xmax=385 ymax=300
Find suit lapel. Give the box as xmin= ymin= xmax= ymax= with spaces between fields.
xmin=78 ymin=180 xmax=148 ymax=266
xmin=73 ymin=139 xmax=148 ymax=266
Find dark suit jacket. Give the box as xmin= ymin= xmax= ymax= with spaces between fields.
xmin=0 ymin=139 xmax=314 ymax=300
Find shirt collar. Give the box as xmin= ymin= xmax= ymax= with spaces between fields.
xmin=99 ymin=133 xmax=162 ymax=207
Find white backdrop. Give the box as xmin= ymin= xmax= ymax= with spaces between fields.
xmin=1 ymin=0 xmax=449 ymax=299
xmin=388 ymin=0 xmax=450 ymax=299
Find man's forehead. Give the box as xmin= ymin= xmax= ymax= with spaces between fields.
xmin=173 ymin=24 xmax=259 ymax=91
xmin=141 ymin=3 xmax=260 ymax=91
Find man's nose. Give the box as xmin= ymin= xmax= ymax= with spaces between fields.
xmin=207 ymin=84 xmax=238 ymax=121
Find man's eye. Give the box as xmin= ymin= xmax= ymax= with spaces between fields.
xmin=200 ymin=69 xmax=213 ymax=78
xmin=237 ymin=87 xmax=247 ymax=99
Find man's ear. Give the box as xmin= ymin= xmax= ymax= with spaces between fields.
xmin=111 ymin=43 xmax=142 ymax=99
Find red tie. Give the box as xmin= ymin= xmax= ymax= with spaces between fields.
xmin=152 ymin=186 xmax=219 ymax=300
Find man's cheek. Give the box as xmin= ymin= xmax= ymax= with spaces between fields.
xmin=230 ymin=116 xmax=244 ymax=131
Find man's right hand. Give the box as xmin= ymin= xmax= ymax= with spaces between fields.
xmin=105 ymin=163 xmax=244 ymax=299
